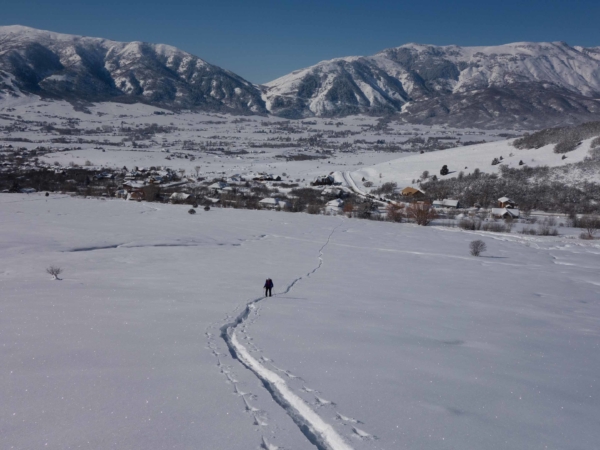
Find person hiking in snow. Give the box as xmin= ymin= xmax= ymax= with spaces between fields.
xmin=264 ymin=278 xmax=274 ymax=297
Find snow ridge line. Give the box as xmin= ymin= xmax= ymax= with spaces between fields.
xmin=220 ymin=221 xmax=351 ymax=450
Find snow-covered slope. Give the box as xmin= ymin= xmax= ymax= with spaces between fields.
xmin=265 ymin=42 xmax=600 ymax=128
xmin=263 ymin=56 xmax=410 ymax=118
xmin=2 ymin=194 xmax=600 ymax=449
xmin=0 ymin=25 xmax=266 ymax=113
xmin=350 ymin=137 xmax=599 ymax=188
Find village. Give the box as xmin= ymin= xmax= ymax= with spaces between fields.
xmin=2 ymin=105 xmax=600 ymax=240
xmin=5 ymin=141 xmax=589 ymax=239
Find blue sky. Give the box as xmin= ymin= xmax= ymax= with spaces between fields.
xmin=2 ymin=0 xmax=599 ymax=83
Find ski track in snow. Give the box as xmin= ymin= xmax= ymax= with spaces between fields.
xmin=208 ymin=220 xmax=373 ymax=450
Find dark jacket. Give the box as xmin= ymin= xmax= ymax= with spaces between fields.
xmin=264 ymin=279 xmax=274 ymax=288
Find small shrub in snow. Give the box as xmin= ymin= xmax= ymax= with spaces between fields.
xmin=440 ymin=165 xmax=449 ymax=176
xmin=459 ymin=219 xmax=482 ymax=230
xmin=520 ymin=227 xmax=538 ymax=235
xmin=46 ymin=266 xmax=62 ymax=280
xmin=538 ymin=226 xmax=559 ymax=236
xmin=469 ymin=240 xmax=487 ymax=257
xmin=188 ymin=209 xmax=196 ymax=215
xmin=306 ymin=204 xmax=322 ymax=215
xmin=577 ymin=215 xmax=600 ymax=239
xmin=204 ymin=205 xmax=210 ymax=211
xmin=482 ymin=222 xmax=511 ymax=233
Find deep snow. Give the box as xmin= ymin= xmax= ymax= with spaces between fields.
xmin=1 ymin=194 xmax=599 ymax=449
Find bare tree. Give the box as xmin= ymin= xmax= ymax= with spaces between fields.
xmin=580 ymin=215 xmax=600 ymax=239
xmin=406 ymin=203 xmax=437 ymax=226
xmin=343 ymin=201 xmax=354 ymax=218
xmin=46 ymin=266 xmax=63 ymax=280
xmin=386 ymin=203 xmax=404 ymax=222
xmin=469 ymin=240 xmax=487 ymax=257
xmin=141 ymin=184 xmax=160 ymax=201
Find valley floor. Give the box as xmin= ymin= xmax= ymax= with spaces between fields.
xmin=1 ymin=194 xmax=599 ymax=449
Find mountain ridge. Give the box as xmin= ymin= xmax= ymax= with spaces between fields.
xmin=264 ymin=41 xmax=600 ymax=127
xmin=1 ymin=25 xmax=600 ymax=128
xmin=0 ymin=25 xmax=267 ymax=114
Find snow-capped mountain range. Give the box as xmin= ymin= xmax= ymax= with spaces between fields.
xmin=2 ymin=25 xmax=600 ymax=128
xmin=265 ymin=42 xmax=600 ymax=128
xmin=0 ymin=25 xmax=266 ymax=113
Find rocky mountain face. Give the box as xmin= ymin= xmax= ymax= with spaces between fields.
xmin=0 ymin=26 xmax=267 ymax=113
xmin=264 ymin=42 xmax=600 ymax=128
xmin=1 ymin=26 xmax=600 ymax=129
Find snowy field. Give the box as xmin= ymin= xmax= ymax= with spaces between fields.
xmin=351 ymin=137 xmax=600 ymax=189
xmin=0 ymin=97 xmax=510 ymax=185
xmin=3 ymin=97 xmax=597 ymax=198
xmin=1 ymin=194 xmax=599 ymax=450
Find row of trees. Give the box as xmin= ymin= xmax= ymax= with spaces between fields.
xmin=421 ymin=164 xmax=600 ymax=214
xmin=513 ymin=120 xmax=600 ymax=154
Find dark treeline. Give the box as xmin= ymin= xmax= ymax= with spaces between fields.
xmin=422 ymin=164 xmax=600 ymax=214
xmin=514 ymin=121 xmax=600 ymax=154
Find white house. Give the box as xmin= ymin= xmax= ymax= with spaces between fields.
xmin=432 ymin=199 xmax=460 ymax=209
xmin=122 ymin=181 xmax=147 ymax=192
xmin=208 ymin=181 xmax=229 ymax=194
xmin=491 ymin=207 xmax=520 ymax=219
xmin=259 ymin=198 xmax=289 ymax=209
xmin=498 ymin=196 xmax=517 ymax=208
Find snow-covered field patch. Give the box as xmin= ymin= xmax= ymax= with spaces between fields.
xmin=352 ymin=138 xmax=599 ymax=189
xmin=1 ymin=194 xmax=599 ymax=449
